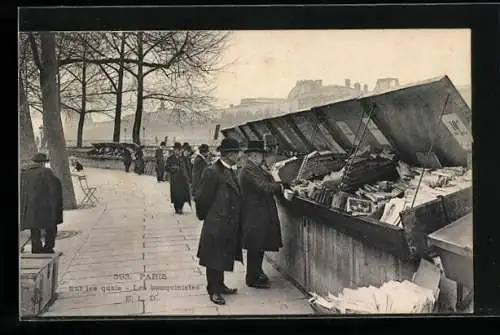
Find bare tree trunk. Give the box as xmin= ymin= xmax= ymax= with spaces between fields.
xmin=19 ymin=74 xmax=37 ymax=166
xmin=76 ymin=56 xmax=87 ymax=148
xmin=112 ymin=33 xmax=126 ymax=143
xmin=39 ymin=32 xmax=77 ymax=210
xmin=132 ymin=32 xmax=144 ymax=145
xmin=57 ymin=54 xmax=61 ymax=113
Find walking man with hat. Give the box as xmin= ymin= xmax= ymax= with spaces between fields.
xmin=20 ymin=153 xmax=63 ymax=253
xmin=155 ymin=142 xmax=167 ymax=182
xmin=239 ymin=140 xmax=284 ymax=289
xmin=182 ymin=142 xmax=194 ymax=184
xmin=165 ymin=142 xmax=191 ymax=214
xmin=194 ymin=138 xmax=244 ymax=305
xmin=191 ymin=144 xmax=210 ymax=196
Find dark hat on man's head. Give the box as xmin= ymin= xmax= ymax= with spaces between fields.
xmin=245 ymin=140 xmax=266 ymax=153
xmin=173 ymin=142 xmax=182 ymax=150
xmin=32 ymin=152 xmax=49 ymax=163
xmin=216 ymin=138 xmax=241 ymax=153
xmin=182 ymin=142 xmax=191 ymax=149
xmin=199 ymin=144 xmax=210 ymax=154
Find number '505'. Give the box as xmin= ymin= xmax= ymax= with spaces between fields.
xmin=114 ymin=273 xmax=131 ymax=280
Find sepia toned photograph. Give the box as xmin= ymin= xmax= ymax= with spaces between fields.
xmin=19 ymin=27 xmax=473 ymax=318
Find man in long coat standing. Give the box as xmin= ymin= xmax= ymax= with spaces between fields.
xmin=239 ymin=140 xmax=284 ymax=289
xmin=191 ymin=143 xmax=210 ymax=196
xmin=20 ymin=153 xmax=63 ymax=253
xmin=194 ymin=138 xmax=244 ymax=305
xmin=155 ymin=141 xmax=166 ymax=182
xmin=122 ymin=147 xmax=132 ymax=172
xmin=165 ymin=142 xmax=191 ymax=214
xmin=133 ymin=146 xmax=145 ymax=175
xmin=182 ymin=142 xmax=194 ymax=184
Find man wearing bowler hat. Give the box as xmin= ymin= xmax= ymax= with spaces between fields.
xmin=182 ymin=142 xmax=194 ymax=184
xmin=155 ymin=141 xmax=167 ymax=182
xmin=165 ymin=142 xmax=191 ymax=214
xmin=239 ymin=140 xmax=284 ymax=289
xmin=191 ymin=144 xmax=210 ymax=196
xmin=194 ymin=138 xmax=244 ymax=305
xmin=20 ymin=153 xmax=63 ymax=253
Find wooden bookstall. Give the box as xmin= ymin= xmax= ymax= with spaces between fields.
xmin=221 ymin=76 xmax=473 ymax=297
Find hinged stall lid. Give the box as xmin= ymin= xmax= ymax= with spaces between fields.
xmin=248 ymin=119 xmax=295 ymax=152
xmin=239 ymin=123 xmax=260 ymax=141
xmin=359 ymin=76 xmax=472 ymax=167
xmin=289 ymin=111 xmax=346 ymax=153
xmin=268 ymin=117 xmax=311 ymax=153
xmin=221 ymin=127 xmax=247 ymax=144
xmin=313 ymin=98 xmax=391 ymax=152
xmin=248 ymin=120 xmax=272 ymax=139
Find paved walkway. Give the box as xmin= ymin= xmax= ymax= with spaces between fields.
xmin=34 ymin=168 xmax=312 ymax=316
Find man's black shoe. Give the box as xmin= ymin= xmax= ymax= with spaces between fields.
xmin=221 ymin=285 xmax=238 ymax=295
xmin=209 ymin=292 xmax=226 ymax=305
xmin=246 ymin=280 xmax=271 ymax=289
xmin=258 ymin=272 xmax=270 ymax=283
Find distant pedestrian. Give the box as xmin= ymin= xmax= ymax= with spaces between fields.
xmin=194 ymin=138 xmax=244 ymax=305
xmin=155 ymin=142 xmax=166 ymax=182
xmin=191 ymin=144 xmax=210 ymax=196
xmin=134 ymin=146 xmax=145 ymax=175
xmin=182 ymin=142 xmax=194 ymax=184
xmin=239 ymin=140 xmax=284 ymax=289
xmin=20 ymin=153 xmax=63 ymax=254
xmin=122 ymin=148 xmax=132 ymax=172
xmin=165 ymin=142 xmax=191 ymax=214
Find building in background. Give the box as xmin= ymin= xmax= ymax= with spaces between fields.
xmin=61 ymin=77 xmax=471 ymax=146
xmin=218 ymin=78 xmax=369 ymax=127
xmin=289 ymin=79 xmax=366 ymax=111
xmin=372 ymin=78 xmax=401 ymax=93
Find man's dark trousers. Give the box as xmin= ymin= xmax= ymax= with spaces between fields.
xmin=174 ymin=201 xmax=184 ymax=213
xmin=246 ymin=250 xmax=264 ymax=282
xmin=31 ymin=226 xmax=57 ymax=253
xmin=206 ymin=267 xmax=224 ymax=294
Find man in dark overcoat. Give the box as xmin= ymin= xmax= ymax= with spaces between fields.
xmin=155 ymin=142 xmax=166 ymax=182
xmin=191 ymin=143 xmax=210 ymax=196
xmin=122 ymin=147 xmax=132 ymax=172
xmin=20 ymin=153 xmax=63 ymax=254
xmin=165 ymin=142 xmax=191 ymax=214
xmin=133 ymin=146 xmax=145 ymax=175
xmin=239 ymin=140 xmax=284 ymax=289
xmin=182 ymin=142 xmax=194 ymax=184
xmin=194 ymin=138 xmax=244 ymax=305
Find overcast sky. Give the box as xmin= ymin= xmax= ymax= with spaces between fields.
xmin=214 ymin=29 xmax=471 ymax=107
xmin=33 ymin=29 xmax=470 ymax=128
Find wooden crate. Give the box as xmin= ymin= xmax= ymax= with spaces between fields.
xmin=20 ymin=253 xmax=62 ymax=317
xmin=427 ymin=213 xmax=473 ymax=288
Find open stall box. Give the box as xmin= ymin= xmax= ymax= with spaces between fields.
xmin=20 ymin=253 xmax=63 ymax=317
xmin=221 ymin=76 xmax=473 ymax=306
xmin=427 ymin=212 xmax=473 ymax=312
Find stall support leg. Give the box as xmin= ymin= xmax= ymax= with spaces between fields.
xmin=456 ymin=283 xmax=474 ymax=312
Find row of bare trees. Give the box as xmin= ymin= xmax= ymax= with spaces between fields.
xmin=19 ymin=31 xmax=232 ymax=209
xmin=20 ymin=31 xmax=231 ymax=146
